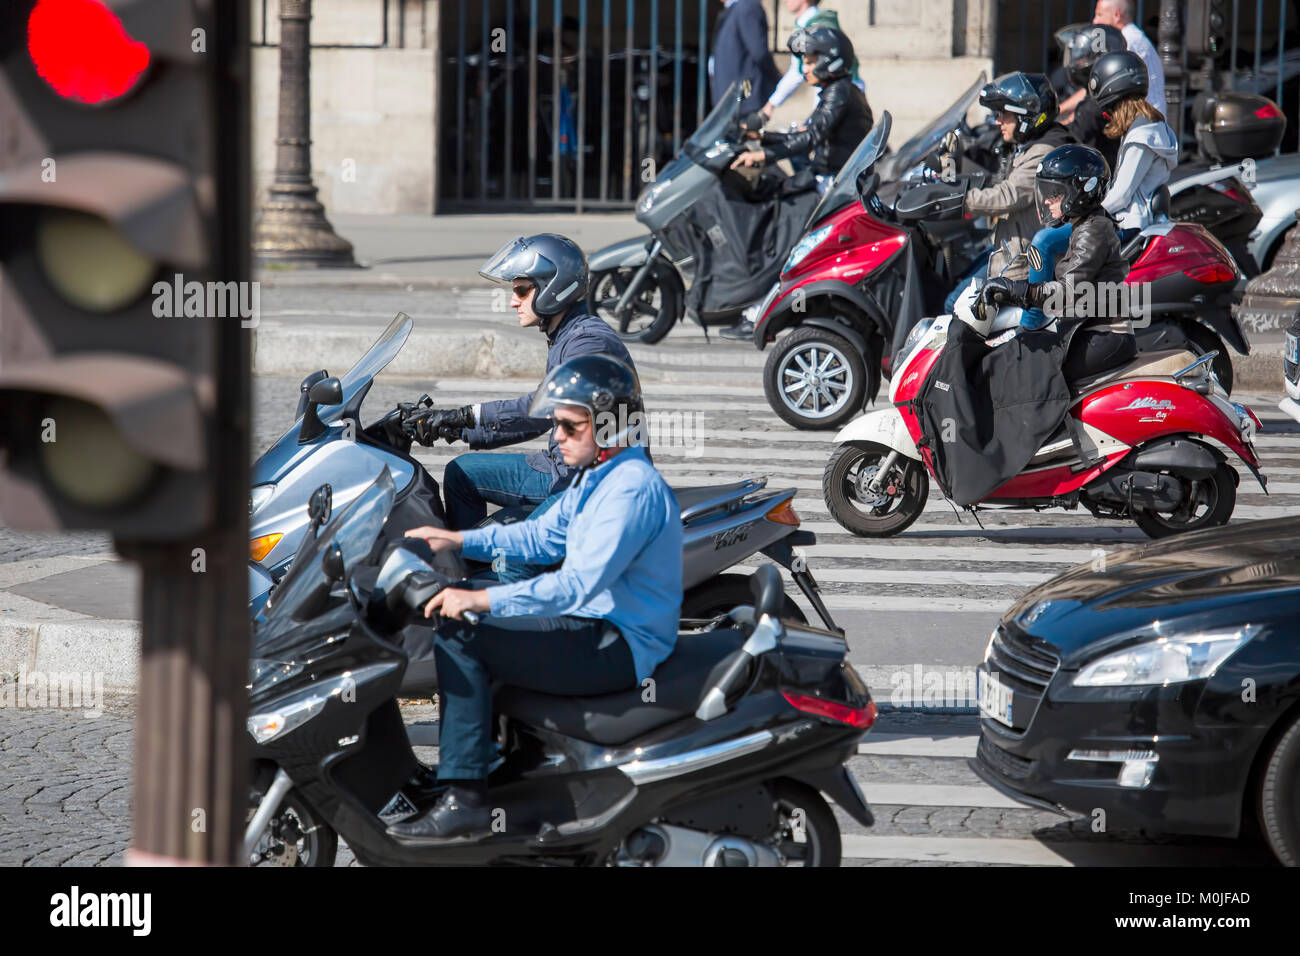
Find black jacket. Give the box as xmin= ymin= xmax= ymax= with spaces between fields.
xmin=464 ymin=308 xmax=636 ymax=486
xmin=710 ymin=0 xmax=781 ymax=114
xmin=1025 ymin=209 xmax=1131 ymax=333
xmin=1069 ymin=96 xmax=1120 ymax=170
xmin=759 ymin=76 xmax=873 ymax=176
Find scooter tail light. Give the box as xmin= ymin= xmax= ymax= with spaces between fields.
xmin=1255 ymin=103 xmax=1283 ymax=119
xmin=765 ymin=499 xmax=801 ymax=526
xmin=1184 ymin=263 xmax=1237 ymax=284
xmin=782 ymin=690 xmax=877 ymax=729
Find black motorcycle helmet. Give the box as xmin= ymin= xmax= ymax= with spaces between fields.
xmin=789 ymin=27 xmax=854 ymax=83
xmin=1054 ymin=22 xmax=1126 ymax=88
xmin=479 ymin=233 xmax=590 ymax=319
xmin=979 ymin=72 xmax=1059 ymax=143
xmin=1035 ymin=144 xmax=1110 ymax=226
xmin=1088 ymin=50 xmax=1149 ymax=112
xmin=528 ymin=353 xmax=645 ymax=450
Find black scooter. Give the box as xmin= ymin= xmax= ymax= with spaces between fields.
xmin=245 ymin=469 xmax=876 ymax=867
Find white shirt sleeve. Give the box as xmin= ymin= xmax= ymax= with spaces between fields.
xmin=768 ymin=57 xmax=805 ymax=108
xmin=1123 ymin=25 xmax=1167 ymax=115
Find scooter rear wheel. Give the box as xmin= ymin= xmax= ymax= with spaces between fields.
xmin=824 ymin=442 xmax=929 ymax=537
xmin=770 ymin=780 xmax=841 ymax=867
xmin=1131 ymin=459 xmax=1237 ymax=539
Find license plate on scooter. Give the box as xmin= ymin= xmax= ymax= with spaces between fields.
xmin=977 ymin=667 xmax=1014 ymax=728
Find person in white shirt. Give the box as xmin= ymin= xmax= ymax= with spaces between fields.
xmin=1092 ymin=0 xmax=1166 ymax=115
xmin=759 ymin=1 xmax=863 ymax=119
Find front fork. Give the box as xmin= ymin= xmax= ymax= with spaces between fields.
xmin=612 ymin=239 xmax=664 ymax=330
xmin=761 ymin=534 xmax=840 ymax=635
xmin=865 ymin=450 xmax=901 ymax=496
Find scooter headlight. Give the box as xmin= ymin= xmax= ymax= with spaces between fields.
xmin=899 ymin=318 xmax=936 ymax=363
xmin=250 ymin=483 xmax=276 ymax=516
xmin=784 ymin=225 xmax=833 ymax=274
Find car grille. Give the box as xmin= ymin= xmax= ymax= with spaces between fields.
xmin=1286 ymin=357 xmax=1299 ymax=386
xmin=977 ymin=734 xmax=1034 ymax=781
xmin=984 ymin=623 xmax=1061 ymax=734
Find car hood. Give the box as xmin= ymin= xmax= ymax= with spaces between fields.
xmin=1005 ymin=518 xmax=1300 ymax=668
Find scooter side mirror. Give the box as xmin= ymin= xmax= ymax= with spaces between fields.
xmin=299 ymin=376 xmax=343 ymax=444
xmin=321 ymin=541 xmax=345 ymax=583
xmin=307 ymin=483 xmax=333 ymax=530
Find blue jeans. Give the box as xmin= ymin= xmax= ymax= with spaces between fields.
xmin=442 ymin=452 xmax=560 ymax=531
xmin=433 ymin=614 xmax=636 ymax=778
xmin=944 ymin=247 xmax=992 ymax=313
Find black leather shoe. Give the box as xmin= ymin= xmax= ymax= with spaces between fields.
xmin=719 ymin=318 xmax=755 ymax=341
xmin=386 ymin=786 xmax=492 ymax=843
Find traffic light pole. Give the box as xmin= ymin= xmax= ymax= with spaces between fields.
xmin=1158 ymin=0 xmax=1186 ymax=141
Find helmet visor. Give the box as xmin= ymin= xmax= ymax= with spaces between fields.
xmin=1035 ymin=178 xmax=1071 ymax=225
xmin=478 ymin=237 xmax=556 ymax=286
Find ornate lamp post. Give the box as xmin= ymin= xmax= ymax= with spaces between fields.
xmin=253 ymin=0 xmax=355 ymax=267
xmin=1235 ymin=213 xmax=1300 ymax=334
xmin=1158 ymin=0 xmax=1186 ymax=141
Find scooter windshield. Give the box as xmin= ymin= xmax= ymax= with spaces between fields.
xmin=686 ymin=80 xmax=744 ymax=152
xmin=805 ymin=111 xmax=892 ymax=226
xmin=254 ymin=467 xmax=396 ymax=652
xmin=331 ymin=312 xmax=414 ymax=423
xmin=875 ymin=73 xmax=987 ymax=182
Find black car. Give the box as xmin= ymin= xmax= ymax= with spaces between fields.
xmin=971 ymin=518 xmax=1300 ymax=865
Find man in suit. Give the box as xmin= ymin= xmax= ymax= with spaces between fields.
xmin=710 ymin=0 xmax=782 ymax=115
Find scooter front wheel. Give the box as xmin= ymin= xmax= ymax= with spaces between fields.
xmin=765 ymin=326 xmax=868 ymax=430
xmin=823 ymin=441 xmax=929 ymax=537
xmin=588 ymin=262 xmax=681 ymax=344
xmin=246 ymin=769 xmax=338 ymax=867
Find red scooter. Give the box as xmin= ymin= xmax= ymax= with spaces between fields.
xmin=821 ymin=286 xmax=1265 ymax=539
xmin=755 ymin=114 xmax=1249 ymax=430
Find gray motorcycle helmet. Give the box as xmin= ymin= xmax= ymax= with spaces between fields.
xmin=527 ymin=353 xmax=645 ymax=449
xmin=479 ymin=233 xmax=591 ymax=319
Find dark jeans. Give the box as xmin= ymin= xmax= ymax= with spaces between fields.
xmin=1063 ymin=330 xmax=1138 ymax=381
xmin=442 ymin=452 xmax=563 ymax=531
xmin=433 ymin=614 xmax=637 ymax=779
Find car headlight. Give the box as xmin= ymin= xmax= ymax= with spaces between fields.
xmin=1072 ymin=625 xmax=1260 ymax=687
xmin=784 ymin=225 xmax=833 ymax=274
xmin=250 ymin=483 xmax=276 ymax=516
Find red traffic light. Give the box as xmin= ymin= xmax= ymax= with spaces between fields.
xmin=27 ymin=0 xmax=150 ymax=105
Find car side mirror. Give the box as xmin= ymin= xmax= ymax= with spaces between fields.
xmin=299 ymin=376 xmax=343 ymax=444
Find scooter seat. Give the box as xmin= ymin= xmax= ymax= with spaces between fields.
xmin=495 ymin=627 xmax=750 ymax=746
xmin=1069 ymin=349 xmax=1200 ymax=395
xmin=672 ymin=481 xmax=756 ymax=516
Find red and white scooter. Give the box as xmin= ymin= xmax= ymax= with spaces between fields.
xmin=823 ymin=286 xmax=1266 ymax=538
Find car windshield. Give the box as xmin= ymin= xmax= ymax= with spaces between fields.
xmin=875 ymin=73 xmax=987 ymax=181
xmin=805 ymin=112 xmax=892 ymax=225
xmin=687 ymin=80 xmax=744 ymax=152
xmin=254 ymin=467 xmax=396 ymax=650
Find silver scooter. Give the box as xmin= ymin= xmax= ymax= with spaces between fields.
xmin=248 ymin=314 xmax=838 ymax=646
xmin=586 ymin=80 xmax=826 ymax=345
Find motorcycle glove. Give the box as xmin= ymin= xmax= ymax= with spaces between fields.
xmin=980 ymin=276 xmax=1029 ymax=309
xmin=408 ymin=405 xmax=476 ymax=446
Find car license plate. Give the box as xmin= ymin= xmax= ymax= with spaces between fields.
xmin=977 ymin=667 xmax=1014 ymax=727
xmin=1287 ymin=332 xmax=1299 ymax=367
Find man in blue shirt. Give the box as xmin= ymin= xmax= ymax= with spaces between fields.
xmin=390 ymin=354 xmax=683 ymax=842
xmin=406 ymin=234 xmax=636 ymax=533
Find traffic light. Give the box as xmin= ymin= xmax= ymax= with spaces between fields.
xmin=0 ymin=0 xmax=247 ymax=540
xmin=1186 ymin=0 xmax=1228 ymax=58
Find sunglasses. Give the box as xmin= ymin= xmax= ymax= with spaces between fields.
xmin=553 ymin=416 xmax=589 ymax=437
xmin=511 ymin=282 xmax=535 ymax=298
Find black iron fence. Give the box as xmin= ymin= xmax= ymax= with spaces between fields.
xmin=438 ymin=0 xmax=714 ymax=211
xmin=994 ymin=0 xmax=1299 ymax=153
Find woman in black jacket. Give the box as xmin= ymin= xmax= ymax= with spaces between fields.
xmin=981 ymin=144 xmax=1137 ymax=382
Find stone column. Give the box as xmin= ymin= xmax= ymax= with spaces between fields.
xmin=1235 ymin=212 xmax=1300 ymax=334
xmin=252 ymin=0 xmax=355 ymax=267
